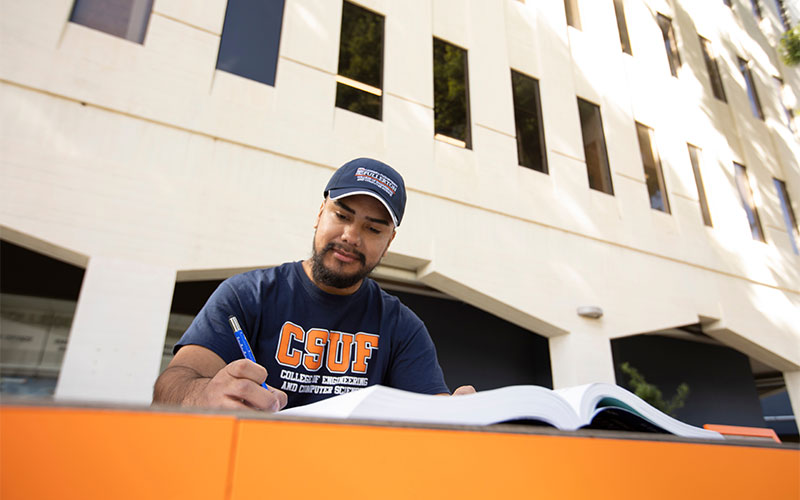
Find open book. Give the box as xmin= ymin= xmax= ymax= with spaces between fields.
xmin=281 ymin=383 xmax=723 ymax=440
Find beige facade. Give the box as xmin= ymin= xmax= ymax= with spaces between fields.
xmin=1 ymin=0 xmax=798 ymax=422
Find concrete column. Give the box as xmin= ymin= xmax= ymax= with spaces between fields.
xmin=55 ymin=256 xmax=176 ymax=404
xmin=549 ymin=331 xmax=616 ymax=389
xmin=784 ymin=370 xmax=800 ymax=429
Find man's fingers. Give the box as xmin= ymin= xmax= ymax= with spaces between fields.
xmin=453 ymin=385 xmax=476 ymax=395
xmin=226 ymin=358 xmax=268 ymax=384
xmin=270 ymin=387 xmax=289 ymax=410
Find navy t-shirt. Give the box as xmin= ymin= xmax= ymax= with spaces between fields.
xmin=174 ymin=261 xmax=449 ymax=408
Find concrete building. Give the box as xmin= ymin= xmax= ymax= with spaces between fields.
xmin=1 ymin=0 xmax=798 ymax=433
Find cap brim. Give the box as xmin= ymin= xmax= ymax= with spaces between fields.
xmin=327 ymin=188 xmax=399 ymax=227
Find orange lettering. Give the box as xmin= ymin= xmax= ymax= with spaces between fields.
xmin=352 ymin=333 xmax=379 ymax=373
xmin=303 ymin=328 xmax=329 ymax=371
xmin=326 ymin=331 xmax=354 ymax=373
xmin=276 ymin=322 xmax=304 ymax=367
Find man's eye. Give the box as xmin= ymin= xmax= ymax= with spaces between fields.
xmin=335 ymin=213 xmax=347 ymax=220
xmin=368 ymin=227 xmax=381 ymax=234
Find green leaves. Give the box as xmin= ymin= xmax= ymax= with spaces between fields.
xmin=620 ymin=362 xmax=690 ymax=418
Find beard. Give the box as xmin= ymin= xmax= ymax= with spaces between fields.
xmin=310 ymin=241 xmax=377 ymax=289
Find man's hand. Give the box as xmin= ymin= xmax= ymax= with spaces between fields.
xmin=186 ymin=359 xmax=288 ymax=411
xmin=452 ymin=385 xmax=476 ymax=395
xmin=437 ymin=385 xmax=476 ymax=396
xmin=153 ymin=345 xmax=287 ymax=412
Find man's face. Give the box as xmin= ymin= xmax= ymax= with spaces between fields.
xmin=310 ymin=194 xmax=396 ymax=291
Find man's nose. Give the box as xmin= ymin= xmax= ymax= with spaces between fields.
xmin=340 ymin=222 xmax=362 ymax=246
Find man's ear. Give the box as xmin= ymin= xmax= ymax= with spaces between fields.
xmin=314 ymin=200 xmax=325 ymax=229
xmin=381 ymin=230 xmax=397 ymax=258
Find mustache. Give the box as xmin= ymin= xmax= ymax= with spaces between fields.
xmin=322 ymin=242 xmax=366 ymax=265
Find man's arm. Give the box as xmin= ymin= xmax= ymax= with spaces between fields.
xmin=153 ymin=345 xmax=287 ymax=412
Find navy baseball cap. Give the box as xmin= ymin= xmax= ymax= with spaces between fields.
xmin=324 ymin=158 xmax=407 ymax=227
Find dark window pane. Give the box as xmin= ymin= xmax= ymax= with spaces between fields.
xmin=433 ymin=38 xmax=471 ymax=149
xmin=335 ymin=1 xmax=384 ymax=120
xmin=734 ymin=163 xmax=765 ymax=242
xmin=688 ymin=145 xmax=713 ymax=226
xmin=738 ymin=57 xmax=764 ymax=120
xmin=657 ymin=13 xmax=681 ymax=77
xmin=216 ymin=0 xmax=285 ymax=87
xmin=773 ymin=76 xmax=794 ymax=132
xmin=577 ymin=98 xmax=613 ymax=195
xmin=335 ymin=83 xmax=381 ymax=120
xmin=775 ymin=0 xmax=791 ymax=31
xmin=511 ymin=70 xmax=547 ymax=173
xmin=774 ymin=178 xmax=799 ymax=254
xmin=614 ymin=0 xmax=632 ymax=55
xmin=700 ymin=37 xmax=727 ymax=102
xmin=750 ymin=0 xmax=762 ymax=19
xmin=69 ymin=0 xmax=153 ymax=44
xmin=636 ymin=123 xmax=670 ymax=213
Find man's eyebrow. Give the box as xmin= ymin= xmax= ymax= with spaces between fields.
xmin=334 ymin=199 xmax=355 ymax=214
xmin=334 ymin=199 xmax=391 ymax=227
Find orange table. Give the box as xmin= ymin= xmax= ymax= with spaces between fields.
xmin=1 ymin=404 xmax=798 ymax=499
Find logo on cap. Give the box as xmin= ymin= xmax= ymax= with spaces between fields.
xmin=355 ymin=167 xmax=397 ymax=197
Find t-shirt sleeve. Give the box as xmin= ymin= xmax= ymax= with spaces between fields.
xmin=384 ymin=310 xmax=450 ymax=395
xmin=173 ymin=277 xmax=253 ymax=364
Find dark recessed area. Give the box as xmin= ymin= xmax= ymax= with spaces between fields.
xmin=0 ymin=240 xmax=84 ymax=301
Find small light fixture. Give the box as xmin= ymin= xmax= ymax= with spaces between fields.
xmin=577 ymin=306 xmax=603 ymax=319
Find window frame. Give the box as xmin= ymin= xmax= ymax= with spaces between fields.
xmin=734 ymin=163 xmax=766 ymax=242
xmin=737 ymin=57 xmax=765 ymax=120
xmin=564 ymin=0 xmax=582 ymax=30
xmin=511 ymin=70 xmax=548 ymax=174
xmin=635 ymin=122 xmax=671 ymax=213
xmin=773 ymin=178 xmax=799 ymax=254
xmin=68 ymin=0 xmax=154 ymax=44
xmin=687 ymin=144 xmax=713 ymax=227
xmin=433 ymin=37 xmax=472 ymax=149
xmin=334 ymin=1 xmax=385 ymax=121
xmin=699 ymin=36 xmax=727 ymax=102
xmin=577 ymin=98 xmax=614 ymax=195
xmin=657 ymin=13 xmax=682 ymax=78
xmin=613 ymin=0 xmax=632 ymax=55
xmin=215 ymin=0 xmax=286 ymax=87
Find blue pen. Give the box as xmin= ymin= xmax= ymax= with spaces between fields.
xmin=228 ymin=315 xmax=270 ymax=391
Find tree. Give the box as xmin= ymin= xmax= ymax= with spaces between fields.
xmin=779 ymin=27 xmax=800 ymax=66
xmin=619 ymin=362 xmax=689 ymax=417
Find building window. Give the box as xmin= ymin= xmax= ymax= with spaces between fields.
xmin=433 ymin=38 xmax=471 ymax=149
xmin=657 ymin=13 xmax=681 ymax=77
xmin=565 ymin=0 xmax=581 ymax=29
xmin=774 ymin=178 xmax=799 ymax=254
xmin=737 ymin=57 xmax=764 ymax=120
xmin=216 ymin=0 xmax=285 ymax=87
xmin=687 ymin=145 xmax=713 ymax=226
xmin=335 ymin=1 xmax=384 ymax=121
xmin=577 ymin=98 xmax=614 ymax=195
xmin=613 ymin=0 xmax=632 ymax=55
xmin=69 ymin=0 xmax=154 ymax=44
xmin=750 ymin=0 xmax=763 ymax=20
xmin=511 ymin=70 xmax=548 ymax=174
xmin=636 ymin=123 xmax=670 ymax=213
xmin=773 ymin=76 xmax=795 ymax=132
xmin=699 ymin=36 xmax=727 ymax=102
xmin=734 ymin=163 xmax=766 ymax=242
xmin=775 ymin=0 xmax=791 ymax=31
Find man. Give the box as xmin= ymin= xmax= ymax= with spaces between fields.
xmin=153 ymin=158 xmax=473 ymax=412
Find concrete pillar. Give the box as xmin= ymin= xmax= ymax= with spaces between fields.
xmin=549 ymin=331 xmax=616 ymax=389
xmin=55 ymin=256 xmax=176 ymax=404
xmin=784 ymin=370 xmax=800 ymax=429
